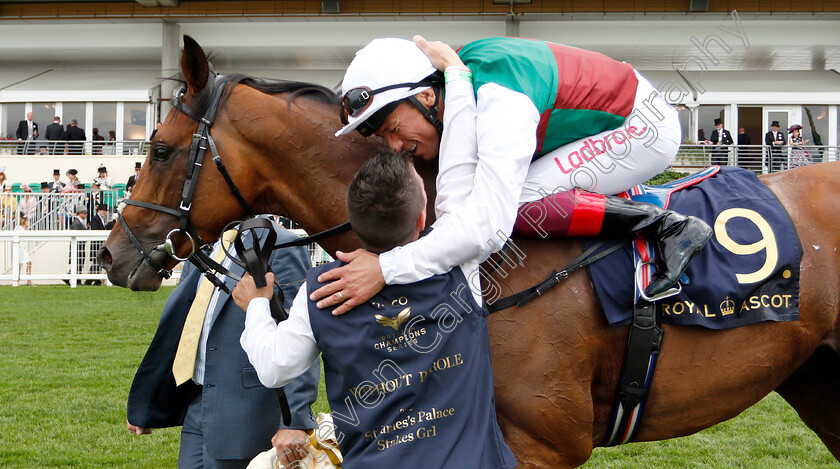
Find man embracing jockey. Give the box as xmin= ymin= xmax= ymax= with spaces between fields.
xmin=236 ymin=151 xmax=517 ymax=469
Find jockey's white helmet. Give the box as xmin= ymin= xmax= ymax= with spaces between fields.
xmin=335 ymin=38 xmax=437 ymax=137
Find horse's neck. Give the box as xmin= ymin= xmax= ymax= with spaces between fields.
xmin=247 ymin=96 xmax=377 ymax=256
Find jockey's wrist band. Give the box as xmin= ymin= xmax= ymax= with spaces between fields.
xmin=444 ymin=67 xmax=473 ymax=85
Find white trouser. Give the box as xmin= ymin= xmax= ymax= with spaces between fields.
xmin=519 ymin=71 xmax=681 ymax=204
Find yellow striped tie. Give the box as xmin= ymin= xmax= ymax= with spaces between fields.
xmin=172 ymin=230 xmax=237 ymax=386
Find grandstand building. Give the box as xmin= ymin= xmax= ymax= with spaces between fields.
xmin=0 ymin=0 xmax=838 ymax=181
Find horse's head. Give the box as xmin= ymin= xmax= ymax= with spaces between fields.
xmin=101 ymin=35 xmax=342 ymax=290
xmin=101 ymin=35 xmax=434 ymax=291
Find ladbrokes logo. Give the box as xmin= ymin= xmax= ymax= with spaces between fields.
xmin=554 ymin=126 xmax=648 ymax=174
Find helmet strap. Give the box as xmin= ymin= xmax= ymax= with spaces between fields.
xmin=407 ymin=85 xmax=443 ymax=136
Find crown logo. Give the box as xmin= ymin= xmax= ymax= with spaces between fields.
xmin=375 ymin=307 xmax=411 ymax=331
xmin=719 ymin=297 xmax=735 ymax=316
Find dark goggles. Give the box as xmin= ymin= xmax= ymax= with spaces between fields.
xmin=340 ymin=79 xmax=437 ymax=131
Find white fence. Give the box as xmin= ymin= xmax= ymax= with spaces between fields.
xmin=0 ymin=229 xmax=332 ymax=287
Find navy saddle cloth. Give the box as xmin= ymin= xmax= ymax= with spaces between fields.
xmin=586 ymin=166 xmax=802 ymax=329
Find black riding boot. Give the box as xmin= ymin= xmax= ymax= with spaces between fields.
xmin=600 ymin=196 xmax=713 ymax=298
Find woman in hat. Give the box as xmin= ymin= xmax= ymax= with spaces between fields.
xmin=15 ymin=213 xmax=35 ymax=286
xmin=787 ymin=124 xmax=809 ymax=168
xmin=65 ymin=169 xmax=80 ymax=188
xmin=19 ymin=184 xmax=37 ymax=221
xmin=93 ymin=165 xmax=111 ymax=190
xmin=320 ymin=35 xmax=711 ymax=312
xmin=0 ymin=165 xmax=7 ymax=191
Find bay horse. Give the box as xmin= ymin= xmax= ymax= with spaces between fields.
xmin=101 ymin=36 xmax=840 ymax=467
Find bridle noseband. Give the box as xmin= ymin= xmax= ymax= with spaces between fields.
xmin=117 ymin=71 xmax=255 ymax=289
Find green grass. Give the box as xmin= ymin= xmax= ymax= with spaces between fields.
xmin=0 ymin=286 xmax=836 ymax=468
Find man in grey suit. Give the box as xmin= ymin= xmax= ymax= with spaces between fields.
xmin=15 ymin=112 xmax=38 ymax=155
xmin=126 ymin=219 xmax=320 ymax=468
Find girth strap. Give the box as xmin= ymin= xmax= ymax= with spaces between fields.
xmin=487 ymin=239 xmax=629 ymax=314
xmin=602 ymin=300 xmax=663 ymax=446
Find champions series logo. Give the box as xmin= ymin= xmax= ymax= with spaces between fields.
xmin=371 ymin=297 xmax=428 ymax=353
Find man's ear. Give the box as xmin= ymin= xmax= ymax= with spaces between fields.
xmin=416 ymin=209 xmax=427 ymax=233
xmin=414 ymin=88 xmax=437 ymax=108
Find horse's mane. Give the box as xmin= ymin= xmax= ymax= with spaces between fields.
xmin=170 ymin=71 xmax=339 ymax=119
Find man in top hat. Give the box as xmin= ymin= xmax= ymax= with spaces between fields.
xmin=710 ymin=118 xmax=733 ymax=166
xmin=126 ymin=162 xmax=141 ymax=195
xmin=15 ymin=111 xmax=38 ymax=155
xmin=48 ymin=169 xmax=65 ymax=193
xmin=765 ymin=120 xmax=786 ymax=172
xmin=66 ymin=204 xmax=89 ymax=284
xmin=88 ymin=202 xmax=113 ymax=285
xmin=45 ymin=116 xmax=64 ymax=154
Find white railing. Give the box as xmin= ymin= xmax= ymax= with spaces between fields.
xmin=1 ymin=191 xmax=124 ymax=231
xmin=0 ymin=229 xmax=332 ymax=287
xmin=0 ymin=139 xmax=150 ymax=156
xmin=673 ymin=144 xmax=839 ymax=174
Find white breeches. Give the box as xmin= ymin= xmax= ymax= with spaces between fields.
xmin=519 ymin=71 xmax=681 ymax=204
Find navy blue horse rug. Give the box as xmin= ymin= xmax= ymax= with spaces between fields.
xmin=586 ymin=167 xmax=802 ymax=329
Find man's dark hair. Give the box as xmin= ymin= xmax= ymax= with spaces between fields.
xmin=347 ymin=150 xmax=424 ymax=253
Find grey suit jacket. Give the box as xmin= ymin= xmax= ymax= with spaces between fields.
xmin=127 ymin=224 xmax=319 ymax=460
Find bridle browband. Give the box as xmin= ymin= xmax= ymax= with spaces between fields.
xmin=117 ymin=71 xmax=256 ymax=290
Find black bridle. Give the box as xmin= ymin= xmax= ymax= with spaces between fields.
xmin=117 ymin=71 xmax=353 ymax=293
xmin=117 ymin=72 xmax=255 ymax=290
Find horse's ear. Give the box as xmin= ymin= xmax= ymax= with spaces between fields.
xmin=181 ymin=35 xmax=209 ymax=95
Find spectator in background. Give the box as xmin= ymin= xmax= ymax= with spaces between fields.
xmin=19 ymin=184 xmax=37 ymax=221
xmin=103 ymin=130 xmax=117 ymax=155
xmin=39 ymin=181 xmax=53 ymax=227
xmin=0 ymin=165 xmax=7 ymax=191
xmin=737 ymin=126 xmax=752 ymax=169
xmin=16 ymin=214 xmax=35 ymax=286
xmin=64 ymin=119 xmax=86 ymax=155
xmin=696 ymin=128 xmax=710 ymax=144
xmin=788 ymin=124 xmax=809 ymax=168
xmin=45 ymin=116 xmax=64 ymax=154
xmin=149 ymin=122 xmax=162 ymax=140
xmin=1 ymin=186 xmax=16 ymax=227
xmin=66 ymin=204 xmax=89 ymax=285
xmin=765 ymin=120 xmax=786 ymax=172
xmin=737 ymin=127 xmax=751 ymax=145
xmin=126 ymin=161 xmax=141 ymax=196
xmin=15 ymin=111 xmax=38 ymax=155
xmin=91 ymin=128 xmax=105 ymax=155
xmin=710 ymin=118 xmax=733 ymax=166
xmin=87 ymin=182 xmax=101 ymax=217
xmin=93 ymin=165 xmax=112 ymax=190
xmin=65 ymin=169 xmax=80 ymax=188
xmin=87 ymin=202 xmax=112 ymax=285
xmin=49 ymin=169 xmax=65 ymax=193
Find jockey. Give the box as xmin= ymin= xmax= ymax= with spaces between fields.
xmin=320 ymin=36 xmax=711 ymax=310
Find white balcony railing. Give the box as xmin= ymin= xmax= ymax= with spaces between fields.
xmin=0 ymin=139 xmax=150 ymax=156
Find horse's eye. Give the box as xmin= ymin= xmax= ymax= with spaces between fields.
xmin=153 ymin=145 xmax=172 ymax=161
